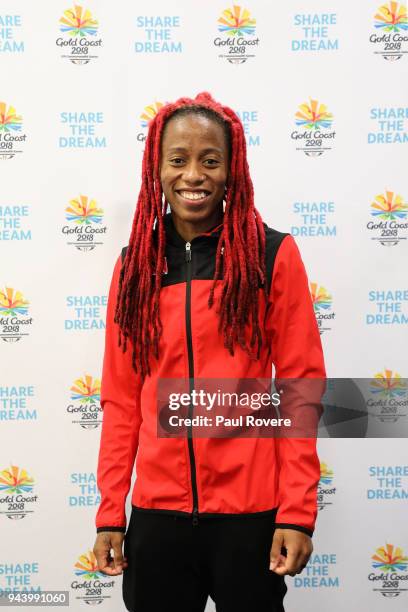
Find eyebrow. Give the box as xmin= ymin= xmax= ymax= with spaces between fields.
xmin=166 ymin=146 xmax=225 ymax=155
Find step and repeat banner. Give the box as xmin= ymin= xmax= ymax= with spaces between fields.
xmin=1 ymin=1 xmax=407 ymax=610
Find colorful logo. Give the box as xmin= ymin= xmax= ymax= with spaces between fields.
xmin=140 ymin=102 xmax=164 ymax=128
xmin=320 ymin=462 xmax=334 ymax=485
xmin=374 ymin=2 xmax=408 ymax=32
xmin=0 ymin=102 xmax=22 ymax=133
xmin=60 ymin=6 xmax=98 ymax=36
xmin=371 ymin=191 xmax=408 ymax=220
xmin=70 ymin=375 xmax=101 ymax=404
xmin=0 ymin=287 xmax=29 ymax=316
xmin=295 ymin=99 xmax=334 ymax=130
xmin=0 ymin=465 xmax=34 ymax=494
xmin=74 ymin=551 xmax=103 ymax=579
xmin=372 ymin=544 xmax=408 ymax=571
xmin=310 ymin=283 xmax=332 ymax=312
xmin=65 ymin=196 xmax=103 ymax=225
xmin=218 ymin=6 xmax=256 ymax=36
xmin=370 ymin=369 xmax=407 ymax=398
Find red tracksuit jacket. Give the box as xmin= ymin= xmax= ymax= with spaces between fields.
xmin=95 ymin=212 xmax=326 ymax=536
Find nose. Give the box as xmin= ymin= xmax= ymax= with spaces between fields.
xmin=182 ymin=161 xmax=205 ymax=184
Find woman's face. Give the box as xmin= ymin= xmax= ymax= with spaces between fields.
xmin=160 ymin=113 xmax=229 ymax=226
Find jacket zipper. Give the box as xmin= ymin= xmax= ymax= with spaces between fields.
xmin=185 ymin=241 xmax=199 ymax=526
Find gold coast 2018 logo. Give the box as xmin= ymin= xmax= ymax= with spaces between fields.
xmin=0 ymin=102 xmax=26 ymax=160
xmin=0 ymin=465 xmax=38 ymax=520
xmin=214 ymin=5 xmax=259 ymax=63
xmin=292 ymin=98 xmax=336 ymax=156
xmin=62 ymin=195 xmax=107 ymax=251
xmin=369 ymin=543 xmax=408 ymax=597
xmin=0 ymin=286 xmax=33 ymax=342
xmin=57 ymin=5 xmax=102 ymax=64
xmin=310 ymin=282 xmax=335 ymax=335
xmin=366 ymin=190 xmax=408 ymax=246
xmin=67 ymin=374 xmax=102 ymax=429
xmin=370 ymin=2 xmax=408 ymax=60
xmin=368 ymin=369 xmax=407 ymax=423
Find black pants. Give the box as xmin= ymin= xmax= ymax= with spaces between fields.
xmin=123 ymin=507 xmax=287 ymax=612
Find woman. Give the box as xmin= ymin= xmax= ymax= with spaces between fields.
xmin=93 ymin=92 xmax=325 ymax=612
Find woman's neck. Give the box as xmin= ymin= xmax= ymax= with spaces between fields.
xmin=171 ymin=205 xmax=224 ymax=242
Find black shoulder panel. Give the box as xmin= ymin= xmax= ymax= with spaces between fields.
xmin=119 ymin=228 xmax=289 ymax=292
xmin=264 ymin=225 xmax=290 ymax=294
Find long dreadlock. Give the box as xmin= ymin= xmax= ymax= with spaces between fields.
xmin=115 ymin=92 xmax=267 ymax=382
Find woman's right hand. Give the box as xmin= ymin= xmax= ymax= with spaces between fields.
xmin=93 ymin=532 xmax=128 ymax=575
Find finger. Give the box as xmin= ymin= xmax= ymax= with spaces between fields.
xmin=93 ymin=547 xmax=115 ymax=576
xmin=112 ymin=541 xmax=125 ymax=572
xmin=269 ymin=530 xmax=284 ymax=571
xmin=285 ymin=549 xmax=301 ymax=576
xmin=271 ymin=553 xmax=288 ymax=575
xmin=274 ymin=549 xmax=301 ymax=577
xmin=93 ymin=545 xmax=108 ymax=571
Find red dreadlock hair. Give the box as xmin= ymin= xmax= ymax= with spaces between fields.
xmin=115 ymin=91 xmax=267 ymax=382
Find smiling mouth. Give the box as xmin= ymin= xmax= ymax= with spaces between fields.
xmin=176 ymin=190 xmax=211 ymax=201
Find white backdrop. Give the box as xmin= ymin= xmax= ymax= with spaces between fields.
xmin=1 ymin=1 xmax=407 ymax=610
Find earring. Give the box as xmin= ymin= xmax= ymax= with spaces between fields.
xmin=223 ymin=186 xmax=228 ymax=212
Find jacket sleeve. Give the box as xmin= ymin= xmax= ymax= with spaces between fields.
xmin=95 ymin=253 xmax=143 ymax=533
xmin=268 ymin=234 xmax=326 ymax=537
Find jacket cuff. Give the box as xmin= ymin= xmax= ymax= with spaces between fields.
xmin=96 ymin=526 xmax=126 ymax=533
xmin=274 ymin=523 xmax=314 ymax=538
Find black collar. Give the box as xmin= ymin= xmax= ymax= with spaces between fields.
xmin=159 ymin=211 xmax=223 ymax=247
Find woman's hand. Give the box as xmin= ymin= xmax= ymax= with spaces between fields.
xmin=93 ymin=532 xmax=128 ymax=575
xmin=269 ymin=528 xmax=313 ymax=576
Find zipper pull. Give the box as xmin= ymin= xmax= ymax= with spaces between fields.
xmin=192 ymin=507 xmax=199 ymax=526
xmin=185 ymin=241 xmax=191 ymax=262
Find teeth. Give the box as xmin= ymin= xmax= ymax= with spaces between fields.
xmin=180 ymin=191 xmax=208 ymax=201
